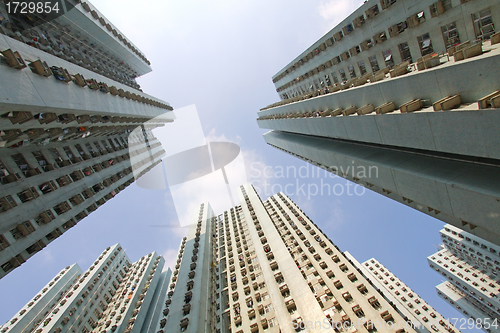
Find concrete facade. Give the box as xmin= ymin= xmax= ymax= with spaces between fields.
xmin=439 ymin=224 xmax=500 ymax=281
xmin=435 ymin=282 xmax=499 ymax=333
xmin=0 ymin=244 xmax=171 ymax=333
xmin=271 ymin=0 xmax=500 ymax=101
xmin=258 ymin=0 xmax=500 ymax=245
xmin=0 ymin=1 xmax=174 ymax=278
xmin=427 ymin=226 xmax=500 ymax=332
xmin=428 ymin=248 xmax=500 ymax=332
xmin=155 ymin=184 xmax=424 ymax=333
xmin=154 ymin=203 xmax=218 ymax=333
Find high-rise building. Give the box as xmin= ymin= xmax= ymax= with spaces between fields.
xmin=257 ymin=0 xmax=500 ymax=245
xmin=347 ymin=254 xmax=459 ymax=333
xmin=0 ymin=244 xmax=171 ymax=333
xmin=0 ymin=1 xmax=173 ymax=278
xmin=154 ymin=183 xmax=438 ymax=333
xmin=438 ymin=224 xmax=500 ymax=281
xmin=427 ymin=226 xmax=500 ymax=332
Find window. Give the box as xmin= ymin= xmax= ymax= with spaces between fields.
xmin=339 ymin=69 xmax=347 ymax=82
xmin=389 ymin=22 xmax=408 ymax=37
xmin=63 ymin=146 xmax=75 ymax=159
xmin=325 ymin=74 xmax=331 ymax=86
xmin=330 ymin=72 xmax=339 ymax=84
xmin=32 ymin=151 xmax=49 ymax=170
xmin=358 ymin=61 xmax=367 ymax=75
xmin=343 ymin=23 xmax=354 ymax=35
xmin=348 ymin=65 xmax=357 ymax=78
xmin=417 ymin=33 xmax=434 ymax=56
xmin=365 ymin=5 xmax=379 ymax=19
xmin=472 ymin=8 xmax=495 ymax=40
xmin=0 ymin=195 xmax=17 ymax=212
xmin=441 ymin=22 xmax=460 ymax=49
xmin=383 ymin=49 xmax=394 ymax=67
xmin=408 ymin=11 xmax=426 ymax=28
xmin=430 ymin=0 xmax=451 ymax=17
xmin=369 ymin=55 xmax=380 ymax=72
xmin=398 ymin=42 xmax=412 ymax=63
xmin=12 ymin=154 xmax=36 ymax=177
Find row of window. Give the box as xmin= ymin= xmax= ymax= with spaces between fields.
xmin=273 ymin=0 xmax=404 ymax=84
xmin=279 ymin=6 xmax=494 ymax=100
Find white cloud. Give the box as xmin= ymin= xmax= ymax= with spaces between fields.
xmin=329 ymin=198 xmax=346 ymax=228
xmin=318 ymin=0 xmax=366 ymax=33
xmin=162 ymin=248 xmax=178 ymax=272
xmin=206 ymin=128 xmax=242 ymax=144
xmin=39 ymin=249 xmax=55 ymax=264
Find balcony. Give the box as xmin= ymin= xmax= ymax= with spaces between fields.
xmin=364 ymin=320 xmax=376 ymax=332
xmin=180 ymin=318 xmax=189 ymax=330
xmin=381 ymin=310 xmax=394 ymax=323
xmin=35 ymin=210 xmax=55 ymax=225
xmin=54 ymin=202 xmax=71 ymax=215
xmin=342 ymin=292 xmax=353 ymax=302
xmin=35 ymin=112 xmax=57 ymax=124
xmin=280 ymin=284 xmax=290 ymax=297
xmin=352 ymin=304 xmax=365 ymax=318
xmin=17 ymin=188 xmax=40 ymax=203
xmin=357 ymin=284 xmax=368 ymax=295
xmin=368 ymin=296 xmax=381 ymax=309
xmin=334 ymin=280 xmax=343 ymax=290
xmin=285 ymin=298 xmax=296 ymax=311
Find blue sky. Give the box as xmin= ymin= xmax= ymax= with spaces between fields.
xmin=0 ymin=0 xmax=478 ymax=329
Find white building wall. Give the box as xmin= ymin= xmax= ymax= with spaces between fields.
xmin=428 ymin=248 xmax=500 ymax=332
xmin=350 ymin=254 xmax=459 ymax=333
xmin=440 ymin=224 xmax=500 ymax=280
xmin=436 ymin=282 xmax=500 ymax=333
xmin=0 ymin=264 xmax=82 ymax=333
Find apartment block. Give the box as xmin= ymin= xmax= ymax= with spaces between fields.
xmin=0 ymin=0 xmax=174 ymax=278
xmin=435 ymin=282 xmax=499 ymax=332
xmin=156 ymin=184 xmax=424 ymax=333
xmin=257 ymin=0 xmax=500 ymax=245
xmin=428 ymin=248 xmax=500 ymax=332
xmin=0 ymin=264 xmax=82 ymax=333
xmin=348 ymin=254 xmax=459 ymax=333
xmin=0 ymin=244 xmax=171 ymax=333
xmin=427 ymin=225 xmax=500 ymax=332
xmin=439 ymin=224 xmax=500 ymax=281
